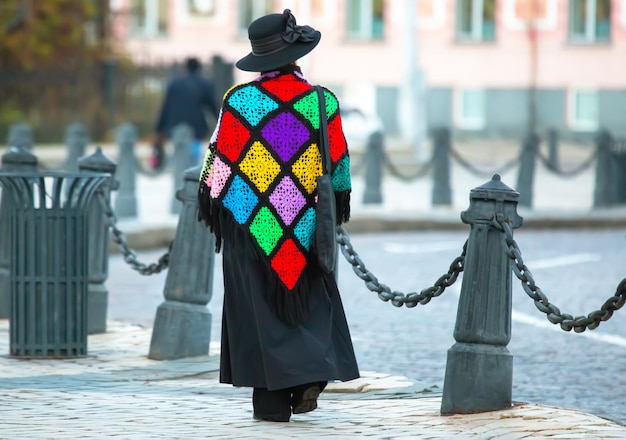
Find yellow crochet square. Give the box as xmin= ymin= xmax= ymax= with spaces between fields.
xmin=292 ymin=143 xmax=322 ymax=194
xmin=239 ymin=141 xmax=281 ymax=193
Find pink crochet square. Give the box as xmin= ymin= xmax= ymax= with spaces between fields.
xmin=210 ymin=156 xmax=232 ymax=198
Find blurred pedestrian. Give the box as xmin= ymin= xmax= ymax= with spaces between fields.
xmin=197 ymin=9 xmax=359 ymax=422
xmin=155 ymin=56 xmax=219 ymax=166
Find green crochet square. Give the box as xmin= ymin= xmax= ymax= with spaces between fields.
xmin=249 ymin=206 xmax=284 ymax=255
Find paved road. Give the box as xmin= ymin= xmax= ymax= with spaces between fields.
xmin=107 ymin=227 xmax=626 ymax=426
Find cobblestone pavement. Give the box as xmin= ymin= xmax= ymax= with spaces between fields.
xmin=106 ymin=228 xmax=626 ymax=427
xmin=1 ymin=321 xmax=626 ymax=439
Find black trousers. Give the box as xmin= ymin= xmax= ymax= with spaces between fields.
xmin=253 ymin=382 xmax=328 ymax=421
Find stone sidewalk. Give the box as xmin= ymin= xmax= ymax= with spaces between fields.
xmin=1 ymin=320 xmax=625 ymax=439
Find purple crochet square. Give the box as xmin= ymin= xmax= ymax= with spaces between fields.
xmin=261 ymin=112 xmax=310 ymax=162
xmin=269 ymin=176 xmax=307 ymax=226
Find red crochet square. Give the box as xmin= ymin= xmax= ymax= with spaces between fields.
xmin=328 ymin=116 xmax=347 ymax=163
xmin=271 ymin=238 xmax=306 ymax=290
xmin=217 ymin=111 xmax=250 ymax=163
xmin=262 ymin=75 xmax=311 ymax=103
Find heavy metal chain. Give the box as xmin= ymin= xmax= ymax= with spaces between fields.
xmin=382 ymin=150 xmax=433 ymax=182
xmin=493 ymin=216 xmax=626 ymax=332
xmin=337 ymin=226 xmax=466 ymax=307
xmin=450 ymin=147 xmax=519 ymax=178
xmin=98 ymin=191 xmax=172 ymax=275
xmin=536 ymin=149 xmax=597 ymax=177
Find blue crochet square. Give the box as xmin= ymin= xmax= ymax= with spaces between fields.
xmin=293 ymin=207 xmax=316 ymax=250
xmin=228 ymin=86 xmax=279 ymax=127
xmin=222 ymin=175 xmax=259 ymax=225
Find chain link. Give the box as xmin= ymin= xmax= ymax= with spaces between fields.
xmin=450 ymin=146 xmax=520 ymax=178
xmin=536 ymin=148 xmax=597 ymax=177
xmin=98 ymin=191 xmax=172 ymax=275
xmin=493 ymin=216 xmax=626 ymax=332
xmin=382 ymin=150 xmax=433 ymax=182
xmin=336 ymin=226 xmax=465 ymax=307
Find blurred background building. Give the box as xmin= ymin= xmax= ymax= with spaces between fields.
xmin=1 ymin=0 xmax=625 ymax=145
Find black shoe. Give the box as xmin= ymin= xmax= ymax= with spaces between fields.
xmin=253 ymin=388 xmax=291 ymax=422
xmin=291 ymin=384 xmax=321 ymax=414
xmin=253 ymin=413 xmax=290 ymax=422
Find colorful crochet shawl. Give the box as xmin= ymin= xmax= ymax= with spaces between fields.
xmin=198 ymin=65 xmax=351 ymax=324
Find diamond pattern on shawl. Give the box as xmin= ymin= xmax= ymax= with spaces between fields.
xmin=261 ymin=112 xmax=310 ymax=162
xmin=294 ymin=207 xmax=316 ymax=251
xmin=269 ymin=176 xmax=307 ymax=226
xmin=291 ymin=143 xmax=322 ymax=194
xmin=239 ymin=141 xmax=281 ymax=193
xmin=208 ymin=156 xmax=232 ymax=199
xmin=328 ymin=116 xmax=348 ymax=163
xmin=222 ymin=175 xmax=258 ymax=225
xmin=262 ymin=74 xmax=311 ymax=102
xmin=249 ymin=206 xmax=283 ymax=256
xmin=217 ymin=111 xmax=250 ymax=163
xmin=331 ymin=156 xmax=352 ymax=192
xmin=293 ymin=91 xmax=320 ymax=130
xmin=228 ymin=85 xmax=279 ymax=127
xmin=271 ymin=238 xmax=306 ymax=290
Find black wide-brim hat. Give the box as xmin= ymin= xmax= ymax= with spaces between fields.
xmin=236 ymin=9 xmax=321 ymax=72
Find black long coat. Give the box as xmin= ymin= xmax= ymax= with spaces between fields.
xmin=219 ymin=225 xmax=360 ymax=391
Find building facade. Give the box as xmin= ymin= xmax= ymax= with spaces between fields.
xmin=110 ymin=0 xmax=626 ymax=142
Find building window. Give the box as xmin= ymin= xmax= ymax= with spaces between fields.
xmin=569 ymin=0 xmax=611 ymax=43
xmin=504 ymin=0 xmax=558 ymax=32
xmin=456 ymin=0 xmax=496 ymax=42
xmin=346 ymin=0 xmax=384 ymax=40
xmin=456 ymin=89 xmax=486 ymax=129
xmin=570 ymin=90 xmax=598 ymax=130
xmin=187 ymin=0 xmax=217 ymax=17
xmin=238 ymin=0 xmax=276 ymax=36
xmin=129 ymin=0 xmax=168 ymax=37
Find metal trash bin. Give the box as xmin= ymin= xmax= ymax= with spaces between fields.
xmin=0 ymin=171 xmax=108 ymax=358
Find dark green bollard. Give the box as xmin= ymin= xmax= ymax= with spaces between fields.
xmin=431 ymin=127 xmax=452 ymax=206
xmin=362 ymin=130 xmax=384 ymax=204
xmin=149 ymin=164 xmax=215 ymax=360
xmin=516 ymin=132 xmax=539 ymax=208
xmin=593 ymin=130 xmax=617 ymax=208
xmin=65 ymin=123 xmax=90 ymax=172
xmin=7 ymin=123 xmax=34 ymax=151
xmin=441 ymin=174 xmax=523 ymax=415
xmin=170 ymin=123 xmax=194 ymax=215
xmin=79 ymin=148 xmax=117 ymax=334
xmin=114 ymin=123 xmax=138 ymax=218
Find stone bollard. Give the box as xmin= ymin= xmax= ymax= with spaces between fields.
xmin=431 ymin=127 xmax=452 ymax=206
xmin=515 ymin=131 xmax=539 ymax=208
xmin=593 ymin=130 xmax=616 ymax=208
xmin=65 ymin=122 xmax=90 ymax=171
xmin=78 ymin=147 xmax=117 ymax=334
xmin=7 ymin=122 xmax=34 ymax=151
xmin=362 ymin=130 xmax=384 ymax=204
xmin=0 ymin=147 xmax=38 ymax=318
xmin=149 ymin=164 xmax=216 ymax=360
xmin=114 ymin=123 xmax=138 ymax=218
xmin=170 ymin=123 xmax=194 ymax=215
xmin=547 ymin=128 xmax=559 ymax=171
xmin=441 ymin=174 xmax=523 ymax=415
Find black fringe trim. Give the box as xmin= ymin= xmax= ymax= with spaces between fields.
xmin=197 ymin=183 xmax=223 ymax=252
xmin=335 ymin=190 xmax=351 ymax=225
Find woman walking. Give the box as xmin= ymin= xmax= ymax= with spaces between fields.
xmin=198 ymin=9 xmax=359 ymax=422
